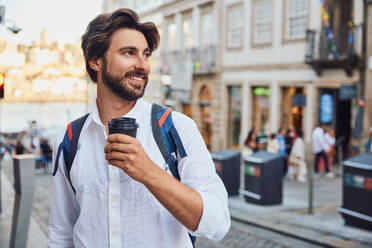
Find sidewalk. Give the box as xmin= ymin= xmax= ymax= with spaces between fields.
xmin=230 ymin=176 xmax=372 ymax=248
xmin=1 ymin=158 xmax=372 ymax=248
xmin=0 ymin=162 xmax=48 ymax=248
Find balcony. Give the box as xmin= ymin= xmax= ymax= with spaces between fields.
xmin=161 ymin=45 xmax=217 ymax=75
xmin=305 ymin=26 xmax=362 ymax=77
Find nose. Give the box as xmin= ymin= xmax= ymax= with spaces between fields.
xmin=134 ymin=55 xmax=149 ymax=72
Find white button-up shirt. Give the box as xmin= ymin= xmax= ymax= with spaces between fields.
xmin=312 ymin=127 xmax=327 ymax=154
xmin=48 ymin=99 xmax=230 ymax=248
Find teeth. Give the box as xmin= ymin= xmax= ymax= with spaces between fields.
xmin=130 ymin=76 xmax=142 ymax=81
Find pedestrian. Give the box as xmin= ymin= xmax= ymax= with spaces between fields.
xmin=13 ymin=139 xmax=27 ymax=155
xmin=285 ymin=126 xmax=296 ymax=156
xmin=39 ymin=138 xmax=53 ymax=173
xmin=277 ymin=127 xmax=288 ymax=175
xmin=364 ymin=126 xmax=372 ymax=153
xmin=289 ymin=130 xmax=307 ymax=182
xmin=312 ymin=123 xmax=331 ymax=176
xmin=267 ymin=133 xmax=279 ymax=154
xmin=243 ymin=126 xmax=259 ymax=156
xmin=48 ymin=8 xmax=230 ymax=248
xmin=323 ymin=127 xmax=335 ymax=176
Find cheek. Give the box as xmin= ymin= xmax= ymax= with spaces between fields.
xmin=145 ymin=62 xmax=151 ymax=74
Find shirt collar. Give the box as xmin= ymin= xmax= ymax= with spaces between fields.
xmin=90 ymin=98 xmax=144 ymax=128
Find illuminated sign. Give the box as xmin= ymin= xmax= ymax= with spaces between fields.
xmin=320 ymin=93 xmax=333 ymax=123
xmin=253 ymin=87 xmax=270 ymax=96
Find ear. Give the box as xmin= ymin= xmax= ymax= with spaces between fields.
xmin=88 ymin=57 xmax=102 ymax=72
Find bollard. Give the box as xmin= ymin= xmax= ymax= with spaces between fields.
xmin=10 ymin=154 xmax=35 ymax=248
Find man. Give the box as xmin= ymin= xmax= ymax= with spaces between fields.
xmin=48 ymin=9 xmax=230 ymax=248
xmin=312 ymin=123 xmax=331 ymax=176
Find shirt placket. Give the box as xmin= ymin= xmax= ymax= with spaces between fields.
xmin=108 ymin=165 xmax=121 ymax=247
xmin=104 ymin=129 xmax=121 ymax=247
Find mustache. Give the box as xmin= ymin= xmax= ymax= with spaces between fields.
xmin=124 ymin=70 xmax=148 ymax=80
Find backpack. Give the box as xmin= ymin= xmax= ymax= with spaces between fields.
xmin=52 ymin=103 xmax=196 ymax=247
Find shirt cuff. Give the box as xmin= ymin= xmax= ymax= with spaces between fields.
xmin=187 ymin=190 xmax=230 ymax=241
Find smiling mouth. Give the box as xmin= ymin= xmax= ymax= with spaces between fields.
xmin=128 ymin=76 xmax=144 ymax=82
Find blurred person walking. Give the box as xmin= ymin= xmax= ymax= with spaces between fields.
xmin=289 ymin=130 xmax=307 ymax=182
xmin=277 ymin=128 xmax=288 ymax=175
xmin=312 ymin=123 xmax=330 ymax=176
xmin=48 ymin=8 xmax=230 ymax=248
xmin=267 ymin=133 xmax=279 ymax=154
xmin=40 ymin=138 xmax=53 ymax=173
xmin=13 ymin=140 xmax=27 ymax=155
xmin=243 ymin=126 xmax=259 ymax=157
xmin=285 ymin=126 xmax=296 ymax=156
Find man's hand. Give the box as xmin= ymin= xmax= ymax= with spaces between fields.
xmin=104 ymin=133 xmax=158 ymax=183
xmin=104 ymin=133 xmax=203 ymax=231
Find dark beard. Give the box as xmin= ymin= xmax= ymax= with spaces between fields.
xmin=102 ymin=57 xmax=148 ymax=101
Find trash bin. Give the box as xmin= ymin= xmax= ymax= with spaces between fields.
xmin=212 ymin=149 xmax=240 ymax=196
xmin=337 ymin=153 xmax=372 ymax=231
xmin=242 ymin=151 xmax=284 ymax=205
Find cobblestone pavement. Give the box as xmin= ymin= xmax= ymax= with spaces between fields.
xmin=196 ymin=220 xmax=323 ymax=248
xmin=2 ymin=161 xmax=322 ymax=247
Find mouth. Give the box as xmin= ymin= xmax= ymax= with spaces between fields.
xmin=127 ymin=75 xmax=145 ymax=86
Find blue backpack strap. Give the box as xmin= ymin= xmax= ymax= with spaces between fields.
xmin=151 ymin=104 xmax=196 ymax=247
xmin=53 ymin=114 xmax=89 ymax=193
xmin=151 ymin=103 xmax=187 ymax=179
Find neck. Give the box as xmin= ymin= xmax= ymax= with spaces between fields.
xmin=96 ymin=81 xmax=137 ymax=129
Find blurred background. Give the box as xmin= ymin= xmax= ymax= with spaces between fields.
xmin=0 ymin=0 xmax=372 ymax=248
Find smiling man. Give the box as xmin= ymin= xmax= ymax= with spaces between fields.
xmin=47 ymin=8 xmax=230 ymax=248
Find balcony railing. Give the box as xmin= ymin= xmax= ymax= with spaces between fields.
xmin=161 ymin=45 xmax=217 ymax=75
xmin=305 ymin=25 xmax=362 ymax=76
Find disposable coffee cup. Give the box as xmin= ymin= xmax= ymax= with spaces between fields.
xmin=108 ymin=117 xmax=138 ymax=138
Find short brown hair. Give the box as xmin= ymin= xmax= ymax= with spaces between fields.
xmin=81 ymin=8 xmax=160 ymax=83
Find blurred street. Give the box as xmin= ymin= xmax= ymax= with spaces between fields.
xmin=1 ymin=158 xmax=372 ymax=248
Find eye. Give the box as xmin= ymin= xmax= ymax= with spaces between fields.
xmin=144 ymin=52 xmax=151 ymax=59
xmin=123 ymin=50 xmax=134 ymax=55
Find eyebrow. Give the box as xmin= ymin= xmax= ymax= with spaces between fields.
xmin=118 ymin=46 xmax=151 ymax=54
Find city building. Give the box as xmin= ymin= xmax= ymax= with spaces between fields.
xmin=103 ymin=0 xmax=371 ymax=159
xmin=0 ymin=29 xmax=87 ymax=103
xmin=221 ymin=0 xmax=366 ymax=160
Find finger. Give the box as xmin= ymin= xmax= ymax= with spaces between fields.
xmin=107 ymin=133 xmax=136 ymax=144
xmin=108 ymin=159 xmax=125 ymax=169
xmin=105 ymin=151 xmax=127 ymax=161
xmin=104 ymin=144 xmax=111 ymax=153
xmin=105 ymin=142 xmax=137 ymax=154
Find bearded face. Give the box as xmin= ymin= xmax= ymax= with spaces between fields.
xmin=101 ymin=55 xmax=149 ymax=101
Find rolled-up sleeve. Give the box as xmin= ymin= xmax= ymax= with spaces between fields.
xmin=174 ymin=113 xmax=231 ymax=241
xmin=48 ymin=133 xmax=80 ymax=248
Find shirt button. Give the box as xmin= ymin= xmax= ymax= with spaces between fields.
xmin=111 ymin=195 xmax=117 ymax=202
xmin=112 ymin=230 xmax=118 ymax=236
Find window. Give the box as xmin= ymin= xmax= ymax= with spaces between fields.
xmin=253 ymin=0 xmax=273 ymax=45
xmin=227 ymin=86 xmax=242 ymax=149
xmin=200 ymin=7 xmax=214 ymax=48
xmin=167 ymin=20 xmax=177 ymax=50
xmin=285 ymin=0 xmax=307 ymax=40
xmin=227 ymin=4 xmax=244 ymax=49
xmin=252 ymin=86 xmax=270 ymax=137
xmin=182 ymin=14 xmax=194 ymax=49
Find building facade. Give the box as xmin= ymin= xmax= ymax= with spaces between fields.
xmin=221 ymin=0 xmax=366 ymax=161
xmin=103 ymin=0 xmax=371 ymax=158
